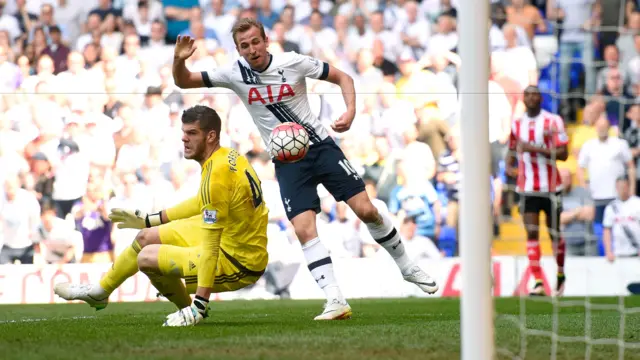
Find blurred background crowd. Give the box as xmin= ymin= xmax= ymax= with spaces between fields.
xmin=0 ymin=0 xmax=639 ymax=268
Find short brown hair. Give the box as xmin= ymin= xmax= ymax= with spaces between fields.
xmin=182 ymin=105 xmax=221 ymax=138
xmin=231 ymin=18 xmax=266 ymax=46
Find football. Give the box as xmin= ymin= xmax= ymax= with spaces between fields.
xmin=269 ymin=122 xmax=310 ymax=163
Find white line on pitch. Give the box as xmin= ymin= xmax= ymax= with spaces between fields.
xmin=0 ymin=315 xmax=96 ymax=325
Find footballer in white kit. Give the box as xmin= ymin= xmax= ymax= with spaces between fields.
xmin=172 ymin=18 xmax=438 ymax=321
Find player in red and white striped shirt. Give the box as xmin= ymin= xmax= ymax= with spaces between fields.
xmin=506 ymin=86 xmax=569 ymax=296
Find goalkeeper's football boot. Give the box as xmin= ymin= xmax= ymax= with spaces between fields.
xmin=529 ymin=280 xmax=546 ymax=296
xmin=53 ymin=282 xmax=109 ymax=310
xmin=554 ymin=273 xmax=566 ymax=296
xmin=314 ymin=299 xmax=352 ymax=320
xmin=402 ymin=265 xmax=439 ymax=294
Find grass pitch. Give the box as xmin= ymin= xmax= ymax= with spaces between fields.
xmin=1 ymin=297 xmax=640 ymax=360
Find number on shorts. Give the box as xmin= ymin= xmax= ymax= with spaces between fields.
xmin=338 ymin=159 xmax=358 ymax=176
xmin=245 ymin=170 xmax=263 ymax=208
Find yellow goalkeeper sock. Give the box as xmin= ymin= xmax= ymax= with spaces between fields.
xmin=148 ymin=275 xmax=191 ymax=309
xmin=99 ymin=240 xmax=143 ymax=294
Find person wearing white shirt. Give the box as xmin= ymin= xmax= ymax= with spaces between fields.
xmin=280 ymin=5 xmax=311 ymax=55
xmin=0 ymin=175 xmax=41 ymax=264
xmin=305 ymin=10 xmax=338 ymax=60
xmin=395 ymin=0 xmax=430 ymax=61
xmin=399 ymin=215 xmax=443 ymax=261
xmin=369 ymin=11 xmax=402 ymax=62
xmin=0 ymin=2 xmax=22 ymax=42
xmin=603 ymin=177 xmax=640 ymax=261
xmin=123 ymin=0 xmax=164 ymax=38
xmin=75 ymin=13 xmax=102 ymax=52
xmin=427 ymin=14 xmax=458 ymax=56
xmin=36 ymin=205 xmax=84 ymax=263
xmin=578 ymin=116 xmax=636 ymax=224
xmin=502 ymin=23 xmax=538 ymax=89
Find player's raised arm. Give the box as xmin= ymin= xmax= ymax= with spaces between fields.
xmin=172 ymin=36 xmax=205 ymax=89
xmin=172 ymin=36 xmax=231 ymax=90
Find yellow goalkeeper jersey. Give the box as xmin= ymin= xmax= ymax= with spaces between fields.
xmin=198 ymin=147 xmax=269 ymax=272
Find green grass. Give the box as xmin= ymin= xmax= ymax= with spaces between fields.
xmin=1 ymin=297 xmax=640 ymax=360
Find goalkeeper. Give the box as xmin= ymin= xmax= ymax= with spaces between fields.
xmin=54 ymin=105 xmax=269 ymax=327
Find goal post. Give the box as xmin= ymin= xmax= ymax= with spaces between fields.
xmin=458 ymin=0 xmax=494 ymax=359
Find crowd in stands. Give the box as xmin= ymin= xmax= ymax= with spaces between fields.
xmin=0 ymin=0 xmax=639 ymax=266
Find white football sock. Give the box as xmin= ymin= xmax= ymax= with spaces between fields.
xmin=366 ymin=212 xmax=414 ymax=274
xmin=302 ymin=237 xmax=344 ymax=302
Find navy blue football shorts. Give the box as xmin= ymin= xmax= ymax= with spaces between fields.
xmin=273 ymin=137 xmax=366 ymax=221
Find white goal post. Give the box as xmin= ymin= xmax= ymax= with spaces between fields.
xmin=458 ymin=0 xmax=494 ymax=359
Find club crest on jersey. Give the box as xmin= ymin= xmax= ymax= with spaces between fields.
xmin=277 ymin=68 xmax=286 ymax=82
xmin=248 ymin=84 xmax=295 ymax=105
xmin=203 ymin=209 xmax=217 ymax=224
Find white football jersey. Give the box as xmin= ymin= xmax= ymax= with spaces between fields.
xmin=201 ymin=52 xmax=330 ymax=147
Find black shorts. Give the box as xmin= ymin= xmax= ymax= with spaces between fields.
xmin=519 ymin=192 xmax=563 ymax=228
xmin=274 ymin=137 xmax=366 ymax=220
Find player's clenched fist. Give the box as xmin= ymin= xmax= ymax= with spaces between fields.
xmin=174 ymin=35 xmax=197 ymax=61
xmin=331 ymin=109 xmax=355 ymax=133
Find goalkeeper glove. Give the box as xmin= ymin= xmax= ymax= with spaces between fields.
xmin=162 ymin=296 xmax=209 ymax=327
xmin=108 ymin=208 xmax=163 ymax=229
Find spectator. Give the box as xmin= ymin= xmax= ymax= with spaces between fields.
xmin=603 ymin=176 xmax=640 ymax=262
xmin=75 ymin=13 xmax=102 ymax=52
xmin=626 ymin=34 xmax=640 ymax=96
xmin=30 ymin=152 xmax=54 ymax=206
xmin=89 ymin=0 xmax=122 ymax=22
xmin=52 ymin=139 xmax=90 ymax=219
xmin=578 ymin=116 xmax=635 ymax=226
xmin=399 ymin=215 xmax=443 ymax=261
xmin=299 ymin=0 xmax=332 ymax=28
xmin=0 ymin=174 xmax=41 ymax=264
xmin=123 ymin=0 xmax=164 ymax=42
xmin=35 ymin=204 xmax=84 ymax=264
xmin=436 ymin=128 xmax=461 ymax=245
xmin=0 ymin=44 xmax=19 ymax=91
xmin=270 ymin=20 xmax=300 ymax=53
xmin=41 ymin=25 xmax=69 ymax=74
xmin=13 ymin=0 xmax=35 ymax=39
xmin=548 ymin=0 xmax=597 ymax=96
xmin=624 ymin=104 xmax=640 ymax=191
xmin=427 ymin=14 xmax=458 ymax=56
xmin=600 ymin=67 xmax=635 ymax=133
xmin=506 ymin=0 xmax=547 ymax=42
xmin=162 ymin=0 xmax=199 ymax=43
xmin=54 ymin=0 xmax=85 ymax=47
xmin=616 ymin=11 xmax=640 ymax=69
xmin=395 ymin=0 xmax=430 ymax=61
xmin=72 ymin=181 xmax=113 ymax=263
xmin=203 ymin=0 xmax=236 ymax=52
xmin=560 ymin=168 xmax=596 ymax=256
xmin=596 ymin=45 xmax=625 ymax=92
xmin=0 ymin=0 xmax=22 ymax=42
xmin=388 ymin=159 xmax=441 ymax=242
xmin=501 ymin=23 xmax=538 ymax=89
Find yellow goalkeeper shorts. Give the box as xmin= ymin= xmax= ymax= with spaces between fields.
xmin=157 ymin=216 xmax=265 ymax=293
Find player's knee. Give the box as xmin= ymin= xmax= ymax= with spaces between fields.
xmin=294 ymin=224 xmax=317 ymax=243
xmin=291 ymin=211 xmax=319 ymax=242
xmin=135 ymin=228 xmax=160 ymax=249
xmin=354 ymin=202 xmax=379 ymax=224
xmin=137 ymin=246 xmax=159 ymax=274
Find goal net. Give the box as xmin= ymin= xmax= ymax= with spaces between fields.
xmin=486 ymin=1 xmax=640 ymax=359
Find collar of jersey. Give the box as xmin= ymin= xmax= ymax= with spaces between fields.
xmin=250 ymin=53 xmax=273 ymax=73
